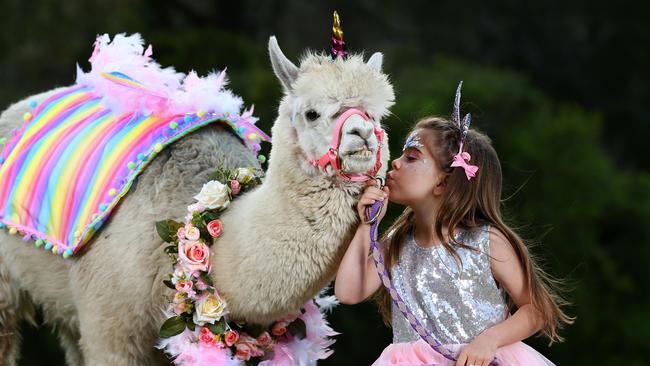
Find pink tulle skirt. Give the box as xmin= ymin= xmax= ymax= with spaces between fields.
xmin=372 ymin=340 xmax=554 ymax=366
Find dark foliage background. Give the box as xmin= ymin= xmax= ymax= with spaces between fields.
xmin=1 ymin=0 xmax=648 ymax=364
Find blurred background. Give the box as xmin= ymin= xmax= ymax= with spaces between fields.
xmin=1 ymin=0 xmax=648 ymax=364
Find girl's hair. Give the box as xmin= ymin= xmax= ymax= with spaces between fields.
xmin=374 ymin=117 xmax=573 ymax=344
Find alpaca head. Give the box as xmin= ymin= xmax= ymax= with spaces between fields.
xmin=268 ymin=36 xmax=395 ymax=181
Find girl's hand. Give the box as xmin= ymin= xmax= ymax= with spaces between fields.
xmin=356 ymin=181 xmax=389 ymax=225
xmin=455 ymin=332 xmax=498 ymax=366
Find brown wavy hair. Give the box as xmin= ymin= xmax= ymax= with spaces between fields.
xmin=373 ymin=117 xmax=573 ymax=344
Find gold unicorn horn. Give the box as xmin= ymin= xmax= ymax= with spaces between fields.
xmin=333 ymin=11 xmax=344 ymax=40
xmin=331 ymin=11 xmax=348 ymax=60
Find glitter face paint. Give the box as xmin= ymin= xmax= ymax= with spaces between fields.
xmin=403 ymin=132 xmax=428 ymax=165
xmin=403 ymin=131 xmax=424 ymax=151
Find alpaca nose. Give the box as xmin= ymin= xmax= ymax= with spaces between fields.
xmin=347 ymin=124 xmax=373 ymax=141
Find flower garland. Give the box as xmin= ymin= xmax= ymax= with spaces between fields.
xmin=156 ymin=166 xmax=339 ymax=366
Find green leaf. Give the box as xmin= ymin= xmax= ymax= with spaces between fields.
xmin=209 ymin=168 xmax=227 ymax=183
xmin=201 ymin=211 xmax=220 ymax=223
xmin=199 ymin=228 xmax=212 ymax=243
xmin=159 ymin=316 xmax=186 ymax=338
xmin=156 ymin=220 xmax=182 ymax=243
xmin=234 ymin=320 xmax=247 ymax=329
xmin=206 ymin=320 xmax=227 ymax=334
xmin=191 ymin=216 xmax=205 ymax=229
xmin=187 ymin=319 xmax=196 ymax=331
xmin=199 ymin=271 xmax=214 ymax=286
xmin=243 ymin=323 xmax=265 ymax=338
xmin=163 ymin=280 xmax=175 ymax=290
xmin=288 ymin=318 xmax=306 ymax=339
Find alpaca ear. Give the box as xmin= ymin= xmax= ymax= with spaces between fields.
xmin=367 ymin=52 xmax=383 ymax=72
xmin=268 ymin=36 xmax=299 ymax=93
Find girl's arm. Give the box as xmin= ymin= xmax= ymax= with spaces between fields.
xmin=334 ymin=184 xmax=389 ymax=304
xmin=456 ymin=228 xmax=544 ymax=366
xmin=485 ymin=228 xmax=544 ymax=344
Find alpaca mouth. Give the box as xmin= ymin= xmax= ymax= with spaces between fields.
xmin=342 ymin=147 xmax=375 ymax=158
xmin=340 ymin=147 xmax=377 ymax=173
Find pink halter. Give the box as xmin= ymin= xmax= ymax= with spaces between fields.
xmin=308 ymin=108 xmax=384 ymax=182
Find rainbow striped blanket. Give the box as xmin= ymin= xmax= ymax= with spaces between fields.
xmin=0 ymin=85 xmax=266 ymax=258
xmin=0 ymin=34 xmax=270 ymax=258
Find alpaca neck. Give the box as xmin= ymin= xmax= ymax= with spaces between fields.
xmin=213 ymin=112 xmax=364 ymax=322
xmin=254 ymin=113 xmax=362 ymax=243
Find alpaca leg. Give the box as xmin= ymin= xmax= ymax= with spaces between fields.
xmin=77 ymin=316 xmax=139 ymax=366
xmin=0 ymin=275 xmax=21 ymax=366
xmin=0 ymin=253 xmax=35 ymax=366
xmin=75 ymin=298 xmax=168 ymax=366
xmin=77 ymin=322 xmax=167 ymax=366
xmin=56 ymin=323 xmax=84 ymax=366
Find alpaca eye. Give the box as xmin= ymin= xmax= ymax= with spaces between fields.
xmin=305 ymin=109 xmax=320 ymax=122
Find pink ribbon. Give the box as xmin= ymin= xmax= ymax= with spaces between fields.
xmin=451 ymin=151 xmax=478 ymax=180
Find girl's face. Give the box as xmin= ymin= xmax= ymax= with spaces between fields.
xmin=386 ymin=130 xmax=447 ymax=206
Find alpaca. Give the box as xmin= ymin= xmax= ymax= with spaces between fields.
xmin=0 ymin=36 xmax=394 ymax=365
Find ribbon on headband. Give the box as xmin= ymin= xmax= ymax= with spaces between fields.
xmin=451 ymin=144 xmax=478 ymax=180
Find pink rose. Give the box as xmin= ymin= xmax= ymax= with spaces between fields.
xmin=176 ymin=227 xmax=186 ymax=240
xmin=184 ymin=225 xmax=201 ymax=241
xmin=199 ymin=327 xmax=216 ymax=345
xmin=235 ymin=342 xmax=253 ymax=361
xmin=174 ymin=302 xmax=186 ymax=315
xmin=234 ymin=336 xmax=263 ymax=359
xmin=224 ymin=330 xmax=239 ymax=347
xmin=207 ymin=220 xmax=222 ymax=238
xmin=175 ymin=280 xmax=193 ymax=293
xmin=178 ymin=241 xmax=210 ymax=271
xmin=195 ymin=279 xmax=208 ymax=291
xmin=229 ymin=180 xmax=241 ymax=195
xmin=271 ymin=321 xmax=288 ymax=336
xmin=256 ymin=331 xmax=272 ymax=347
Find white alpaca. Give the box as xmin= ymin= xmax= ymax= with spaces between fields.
xmin=0 ymin=36 xmax=394 ymax=365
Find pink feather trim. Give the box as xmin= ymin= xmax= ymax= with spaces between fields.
xmin=76 ymin=33 xmax=246 ymax=119
xmin=158 ymin=291 xmax=339 ymax=365
xmin=157 ymin=328 xmax=240 ymax=366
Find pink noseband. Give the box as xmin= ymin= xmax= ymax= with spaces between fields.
xmin=308 ymin=108 xmax=384 ymax=182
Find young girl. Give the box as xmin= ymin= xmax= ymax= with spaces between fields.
xmin=335 ymin=84 xmax=573 ymax=366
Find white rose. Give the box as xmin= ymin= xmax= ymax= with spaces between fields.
xmin=193 ymin=180 xmax=230 ymax=209
xmin=192 ymin=293 xmax=228 ymax=325
xmin=236 ymin=168 xmax=256 ymax=183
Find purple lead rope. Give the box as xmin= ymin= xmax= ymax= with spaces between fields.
xmin=366 ymin=198 xmax=499 ymax=366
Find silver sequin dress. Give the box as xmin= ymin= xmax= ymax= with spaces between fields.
xmin=391 ymin=225 xmax=508 ymax=344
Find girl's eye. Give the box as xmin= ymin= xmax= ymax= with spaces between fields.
xmin=305 ymin=109 xmax=320 ymax=122
xmin=406 ymin=155 xmax=417 ymax=162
